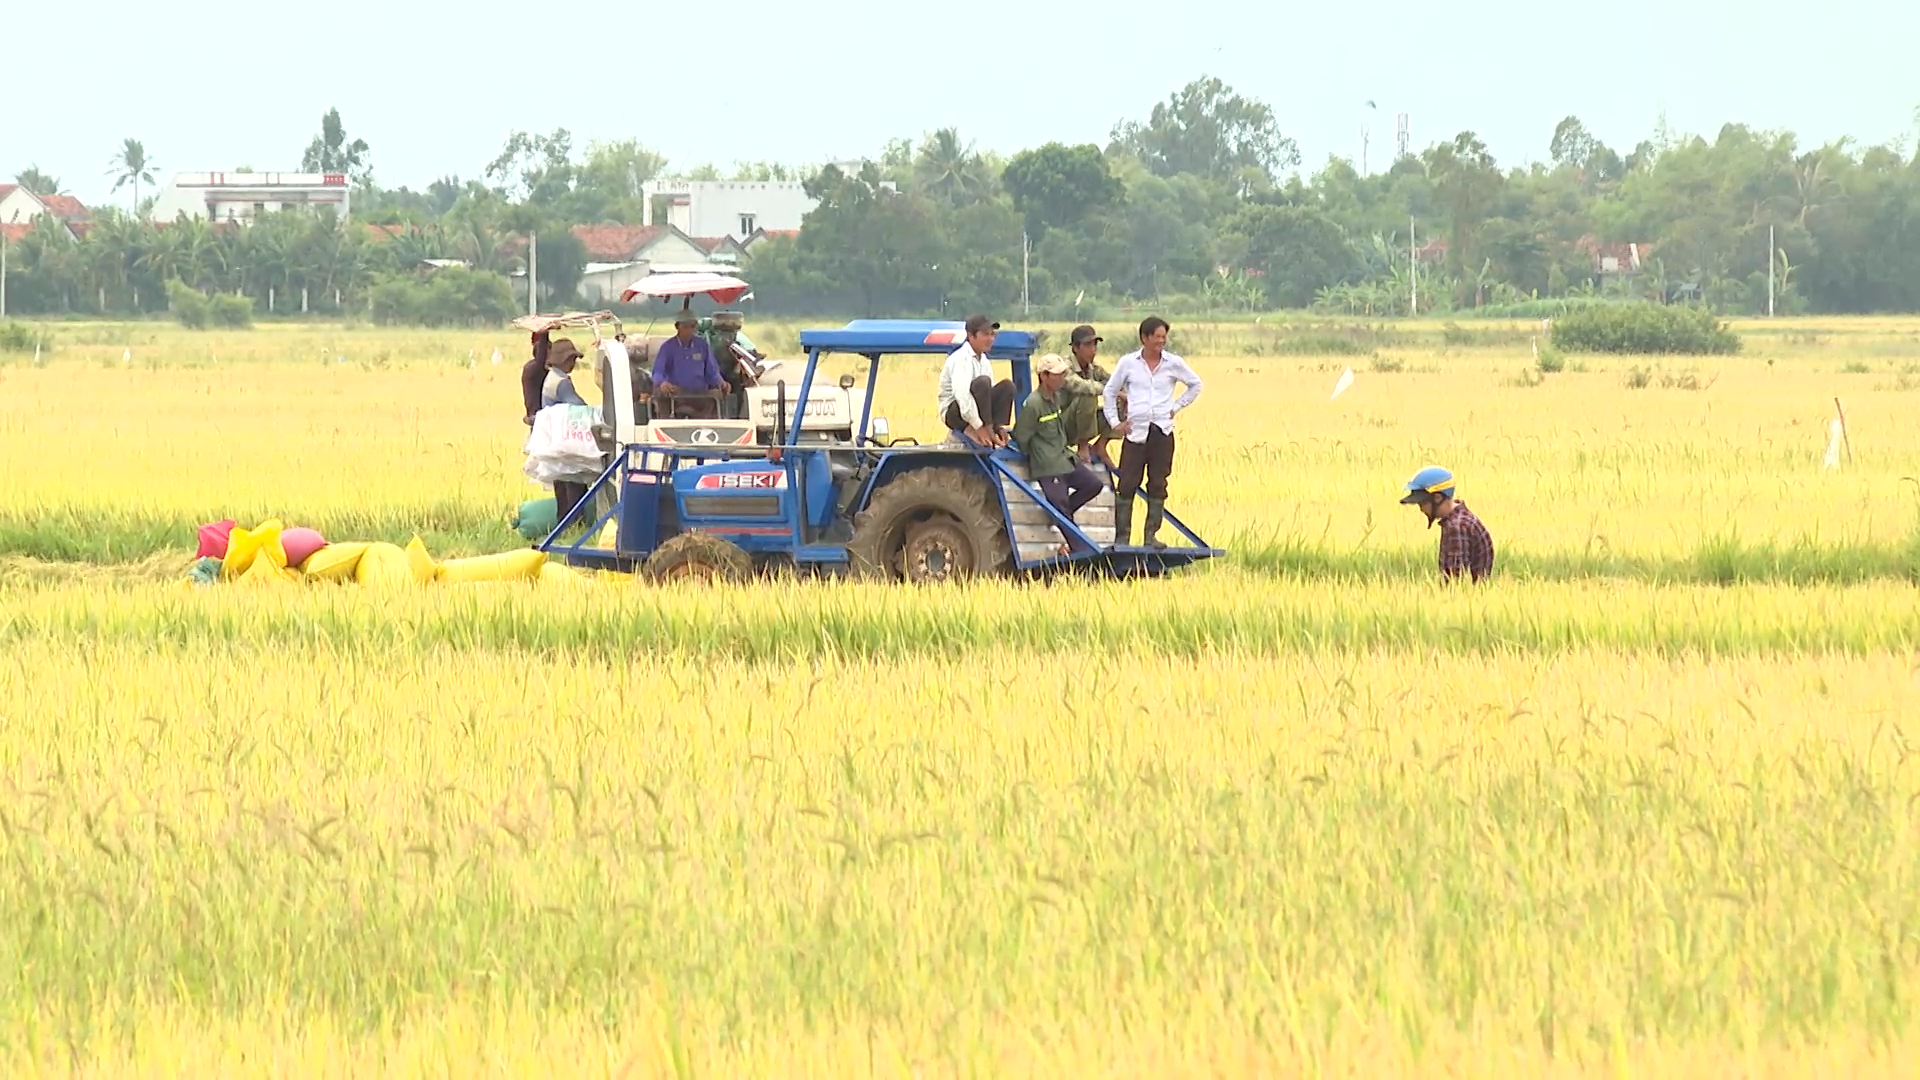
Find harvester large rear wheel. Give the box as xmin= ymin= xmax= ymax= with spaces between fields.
xmin=848 ymin=467 xmax=1013 ymax=583
xmin=644 ymin=532 xmax=752 ymax=584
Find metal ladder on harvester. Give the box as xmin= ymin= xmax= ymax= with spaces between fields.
xmin=994 ymin=458 xmax=1118 ymax=562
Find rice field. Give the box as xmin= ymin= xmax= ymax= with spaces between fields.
xmin=0 ymin=315 xmax=1918 ymax=1075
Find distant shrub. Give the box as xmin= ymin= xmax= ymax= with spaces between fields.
xmin=1369 ymin=354 xmax=1405 ymax=373
xmin=369 ymin=268 xmax=518 ymax=327
xmin=1535 ymin=344 xmax=1567 ymax=374
xmin=209 ymin=292 xmax=254 ymax=328
xmin=1551 ymin=303 xmax=1741 ymax=355
xmin=165 ymin=279 xmax=211 ymax=329
xmin=0 ymin=321 xmax=48 ymax=354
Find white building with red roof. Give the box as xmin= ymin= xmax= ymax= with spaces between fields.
xmin=0 ymin=184 xmax=86 ymax=243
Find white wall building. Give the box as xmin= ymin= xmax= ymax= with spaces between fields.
xmin=0 ymin=185 xmax=45 ymax=226
xmin=0 ymin=184 xmax=85 ymax=242
xmin=148 ymin=171 xmax=350 ymax=224
xmin=640 ymin=179 xmax=815 ymax=242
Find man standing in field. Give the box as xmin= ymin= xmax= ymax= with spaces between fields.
xmin=1400 ymin=466 xmax=1495 ymax=582
xmin=1061 ymin=324 xmax=1120 ymax=470
xmin=1102 ymin=316 xmax=1203 ymax=549
xmin=521 ymin=330 xmax=551 ymax=426
xmin=1014 ymin=354 xmax=1105 ymax=554
xmin=540 ymin=338 xmax=589 ymax=409
xmin=937 ymin=314 xmax=1016 ymax=448
xmin=541 ymin=338 xmax=592 ymax=524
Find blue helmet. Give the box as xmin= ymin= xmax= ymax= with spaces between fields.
xmin=1400 ymin=466 xmax=1456 ymax=504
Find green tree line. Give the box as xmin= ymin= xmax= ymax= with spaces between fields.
xmin=6 ymin=89 xmax=1920 ymax=321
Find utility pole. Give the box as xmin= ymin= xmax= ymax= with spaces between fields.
xmin=1020 ymin=231 xmax=1031 ymax=316
xmin=1409 ymin=217 xmax=1417 ymax=317
xmin=527 ymin=230 xmax=538 ymax=316
xmin=1767 ymin=224 xmax=1776 ymax=317
xmin=1 ymin=233 xmax=7 ymax=319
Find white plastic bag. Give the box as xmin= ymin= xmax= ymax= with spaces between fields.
xmin=523 ymin=403 xmax=604 ymax=484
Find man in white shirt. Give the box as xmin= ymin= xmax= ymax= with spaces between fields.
xmin=1102 ymin=316 xmax=1203 ymax=548
xmin=936 ymin=314 xmax=1015 ymax=448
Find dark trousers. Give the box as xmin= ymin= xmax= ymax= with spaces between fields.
xmin=655 ymin=392 xmax=720 ymax=419
xmin=554 ymin=480 xmax=589 ymax=525
xmin=943 ymin=376 xmax=1016 ymax=432
xmin=1115 ymin=426 xmax=1175 ymax=500
xmin=1039 ymin=464 xmax=1102 ymax=518
xmin=1039 ymin=464 xmax=1103 ymax=551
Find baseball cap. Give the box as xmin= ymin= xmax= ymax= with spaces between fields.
xmin=1069 ymin=325 xmax=1102 ymax=345
xmin=1036 ymin=353 xmax=1070 ymax=375
xmin=674 ymin=312 xmax=697 ymax=326
xmin=964 ymin=314 xmax=1000 ymax=335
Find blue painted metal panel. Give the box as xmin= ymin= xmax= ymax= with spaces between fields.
xmin=798 ymin=319 xmax=1039 ymax=357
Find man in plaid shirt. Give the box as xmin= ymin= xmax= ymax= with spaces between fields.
xmin=1400 ymin=466 xmax=1494 ymax=582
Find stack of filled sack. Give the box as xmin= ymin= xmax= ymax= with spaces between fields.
xmin=188 ymin=519 xmax=586 ymax=587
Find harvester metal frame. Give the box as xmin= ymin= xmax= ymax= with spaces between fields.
xmin=535 ymin=319 xmax=1223 ymax=580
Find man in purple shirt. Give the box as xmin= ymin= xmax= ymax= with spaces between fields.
xmin=651 ymin=313 xmax=730 ymax=418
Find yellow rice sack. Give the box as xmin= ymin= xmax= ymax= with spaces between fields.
xmin=354 ymin=542 xmax=412 ymax=586
xmin=438 ymin=549 xmax=547 ymax=584
xmin=236 ymin=550 xmax=299 ymax=586
xmin=298 ymin=542 xmax=370 ymax=582
xmin=222 ymin=518 xmax=286 ymax=579
xmin=537 ymin=561 xmax=585 ymax=587
xmin=405 ymin=535 xmax=439 ymax=583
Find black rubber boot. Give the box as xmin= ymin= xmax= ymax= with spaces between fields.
xmin=1112 ymin=496 xmax=1132 ymax=548
xmin=1142 ymin=498 xmax=1167 ymax=549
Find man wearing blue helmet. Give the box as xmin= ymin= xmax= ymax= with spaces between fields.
xmin=1400 ymin=466 xmax=1494 ymax=582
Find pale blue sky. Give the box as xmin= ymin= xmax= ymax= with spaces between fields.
xmin=11 ymin=0 xmax=1919 ymax=211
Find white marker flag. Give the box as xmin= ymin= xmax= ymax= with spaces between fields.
xmin=492 ymin=348 xmax=503 ymax=366
xmin=1823 ymin=417 xmax=1844 ymax=469
xmin=1331 ymin=368 xmax=1355 ymax=400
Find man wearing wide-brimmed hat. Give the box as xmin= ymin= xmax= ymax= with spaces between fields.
xmin=539 ymin=337 xmax=593 ymax=525
xmin=541 ymin=338 xmax=589 ymax=409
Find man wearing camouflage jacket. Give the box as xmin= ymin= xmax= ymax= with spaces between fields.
xmin=1061 ymin=324 xmax=1122 ymax=469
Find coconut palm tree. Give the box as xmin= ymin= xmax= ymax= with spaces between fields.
xmin=913 ymin=128 xmax=993 ymax=207
xmin=13 ymin=166 xmax=63 ymax=195
xmin=107 ymin=139 xmax=158 ymax=216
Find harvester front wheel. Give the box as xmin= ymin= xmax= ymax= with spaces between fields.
xmin=849 ymin=467 xmax=1012 ymax=583
xmin=644 ymin=532 xmax=752 ymax=584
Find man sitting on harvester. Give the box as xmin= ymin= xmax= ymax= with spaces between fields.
xmin=701 ymin=310 xmax=763 ymax=419
xmin=1014 ymin=354 xmax=1105 ymax=555
xmin=937 ymin=314 xmax=1016 ymax=448
xmin=651 ymin=313 xmax=731 ymax=419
